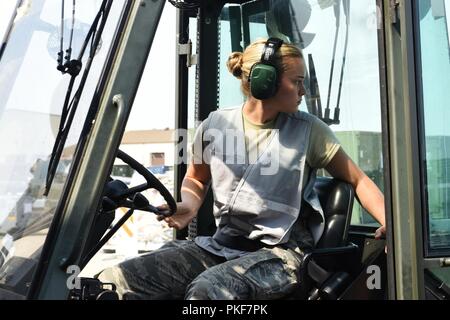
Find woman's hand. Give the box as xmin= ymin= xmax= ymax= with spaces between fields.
xmin=375 ymin=225 xmax=387 ymax=253
xmin=374 ymin=225 xmax=386 ymax=240
xmin=156 ymin=202 xmax=197 ymax=230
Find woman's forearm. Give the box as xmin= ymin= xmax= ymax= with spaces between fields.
xmin=180 ymin=176 xmax=210 ymax=213
xmin=355 ymin=175 xmax=386 ymax=226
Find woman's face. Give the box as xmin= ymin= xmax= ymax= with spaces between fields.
xmin=271 ymin=57 xmax=306 ymax=113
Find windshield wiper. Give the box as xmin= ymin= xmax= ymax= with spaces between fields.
xmin=323 ymin=0 xmax=350 ymax=126
xmin=44 ymin=0 xmax=113 ymax=196
xmin=57 ymin=0 xmax=78 ymax=76
xmin=285 ymin=0 xmax=350 ymax=126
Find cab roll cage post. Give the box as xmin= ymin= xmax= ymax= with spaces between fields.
xmin=377 ymin=0 xmax=395 ymax=301
xmin=174 ymin=0 xmax=228 ymax=240
xmin=241 ymin=0 xmax=270 ymax=48
xmin=383 ymin=0 xmax=426 ymax=299
xmin=174 ymin=3 xmax=192 ymax=240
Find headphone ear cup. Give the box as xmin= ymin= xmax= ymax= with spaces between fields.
xmin=249 ymin=63 xmax=279 ymax=100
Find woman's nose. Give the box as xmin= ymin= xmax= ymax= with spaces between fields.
xmin=298 ymin=84 xmax=305 ymax=96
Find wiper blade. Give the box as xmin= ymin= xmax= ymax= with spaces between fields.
xmin=44 ymin=0 xmax=113 ymax=196
xmin=324 ymin=0 xmax=341 ymax=122
xmin=323 ymin=0 xmax=350 ymax=126
xmin=306 ymin=54 xmax=323 ymax=119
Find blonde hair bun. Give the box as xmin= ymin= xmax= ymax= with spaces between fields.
xmin=227 ymin=52 xmax=244 ymax=79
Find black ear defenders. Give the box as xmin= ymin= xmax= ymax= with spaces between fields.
xmin=248 ymin=37 xmax=284 ymax=100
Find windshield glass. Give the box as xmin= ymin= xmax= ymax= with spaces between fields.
xmin=416 ymin=0 xmax=450 ymax=254
xmin=0 ymin=0 xmax=125 ymax=298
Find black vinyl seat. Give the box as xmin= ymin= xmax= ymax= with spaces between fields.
xmin=293 ymin=176 xmax=359 ymax=300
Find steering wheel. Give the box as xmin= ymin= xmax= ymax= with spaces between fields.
xmin=80 ymin=150 xmax=177 ymax=269
xmin=103 ymin=149 xmax=177 ymax=217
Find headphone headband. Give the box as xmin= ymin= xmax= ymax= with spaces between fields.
xmin=260 ymin=38 xmax=284 ymax=66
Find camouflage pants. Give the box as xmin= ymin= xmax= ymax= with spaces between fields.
xmin=97 ymin=240 xmax=307 ymax=300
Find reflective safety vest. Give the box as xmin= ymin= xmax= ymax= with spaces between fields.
xmin=201 ymin=107 xmax=325 ymax=245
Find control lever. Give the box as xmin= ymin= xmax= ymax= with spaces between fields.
xmin=69 ymin=278 xmax=118 ymax=300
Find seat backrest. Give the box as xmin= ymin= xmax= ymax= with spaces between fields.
xmin=313 ymin=177 xmax=355 ymax=249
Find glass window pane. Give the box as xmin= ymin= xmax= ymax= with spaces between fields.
xmin=219 ymin=5 xmax=245 ymax=109
xmin=417 ymin=0 xmax=450 ymax=251
xmin=0 ymin=1 xmax=16 ymax=45
xmin=0 ymin=0 xmax=125 ymax=296
xmin=80 ymin=4 xmax=178 ymax=277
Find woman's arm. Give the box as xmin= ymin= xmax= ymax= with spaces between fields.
xmin=181 ymin=162 xmax=211 ymax=213
xmin=325 ymin=148 xmax=386 ymax=238
xmin=157 ymin=162 xmax=211 ymax=230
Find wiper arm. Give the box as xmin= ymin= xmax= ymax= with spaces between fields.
xmin=44 ymin=0 xmax=113 ymax=196
xmin=324 ymin=0 xmax=341 ymax=123
xmin=57 ymin=0 xmax=78 ymax=75
xmin=333 ymin=0 xmax=350 ymax=125
xmin=323 ymin=0 xmax=350 ymax=126
xmin=306 ymin=54 xmax=323 ymax=119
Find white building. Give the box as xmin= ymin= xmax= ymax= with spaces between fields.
xmin=120 ymin=129 xmax=176 ymax=167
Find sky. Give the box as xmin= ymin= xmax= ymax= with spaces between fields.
xmin=128 ymin=4 xmax=176 ymax=130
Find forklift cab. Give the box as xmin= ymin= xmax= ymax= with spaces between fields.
xmin=0 ymin=0 xmax=449 ymax=300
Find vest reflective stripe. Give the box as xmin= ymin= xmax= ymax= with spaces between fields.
xmin=203 ymin=107 xmax=325 ymax=245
